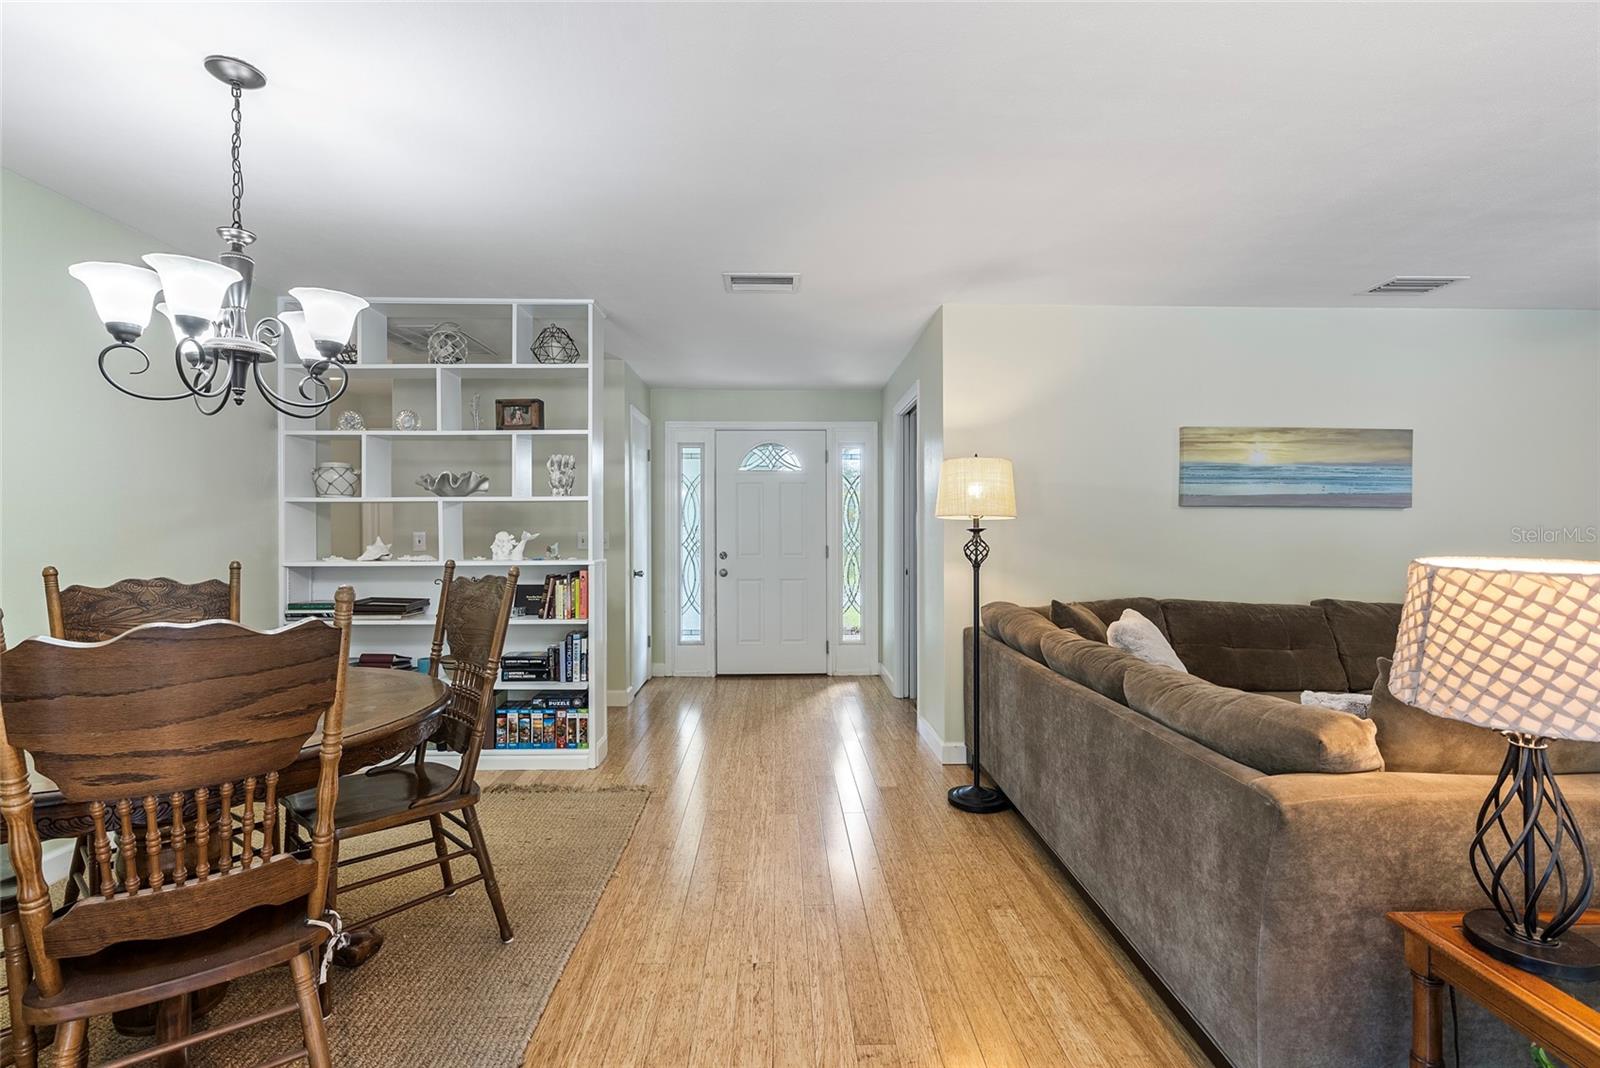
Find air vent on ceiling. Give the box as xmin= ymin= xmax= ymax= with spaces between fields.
xmin=724 ymin=272 xmax=800 ymax=293
xmin=1364 ymin=275 xmax=1469 ymax=294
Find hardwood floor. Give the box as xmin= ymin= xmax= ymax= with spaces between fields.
xmin=489 ymin=675 xmax=1213 ymax=1068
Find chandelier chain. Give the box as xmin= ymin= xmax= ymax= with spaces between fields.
xmin=230 ymin=81 xmax=244 ymax=230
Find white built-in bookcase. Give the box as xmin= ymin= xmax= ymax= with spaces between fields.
xmin=275 ymin=299 xmax=606 ymax=769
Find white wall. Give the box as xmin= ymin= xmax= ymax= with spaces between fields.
xmin=921 ymin=303 xmax=1600 ymax=750
xmin=647 ymin=387 xmax=882 ymax=669
xmin=0 ymin=170 xmax=278 ymax=639
xmin=878 ymin=312 xmax=955 ymax=758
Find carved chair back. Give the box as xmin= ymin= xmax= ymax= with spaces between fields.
xmin=0 ymin=588 xmax=353 ymax=1002
xmin=426 ymin=562 xmax=518 ymax=794
xmin=43 ymin=561 xmax=242 ymax=642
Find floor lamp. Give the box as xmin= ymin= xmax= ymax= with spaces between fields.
xmin=936 ymin=455 xmax=1016 ymax=814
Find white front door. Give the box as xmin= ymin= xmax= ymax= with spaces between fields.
xmin=628 ymin=406 xmax=652 ymax=693
xmin=714 ymin=429 xmax=828 ymax=674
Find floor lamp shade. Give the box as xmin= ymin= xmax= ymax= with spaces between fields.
xmin=936 ymin=457 xmax=1016 ymax=521
xmin=1390 ymin=556 xmax=1600 ymax=978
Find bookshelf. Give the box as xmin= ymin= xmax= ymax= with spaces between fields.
xmin=275 ymin=298 xmax=607 ymax=770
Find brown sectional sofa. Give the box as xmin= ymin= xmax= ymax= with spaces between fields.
xmin=967 ymin=596 xmax=1600 ymax=1068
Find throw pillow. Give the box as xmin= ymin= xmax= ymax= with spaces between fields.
xmin=1301 ymin=691 xmax=1373 ymax=717
xmin=1107 ymin=609 xmax=1186 ymax=672
xmin=1371 ymin=658 xmax=1600 ymax=774
xmin=1050 ymin=600 xmax=1109 ymax=643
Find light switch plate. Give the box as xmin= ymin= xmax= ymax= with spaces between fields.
xmin=412 ymin=531 xmax=428 ymax=552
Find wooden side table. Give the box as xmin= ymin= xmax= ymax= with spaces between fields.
xmin=1389 ymin=911 xmax=1600 ymax=1068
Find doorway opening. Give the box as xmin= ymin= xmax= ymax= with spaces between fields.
xmin=627 ymin=405 xmax=652 ymax=697
xmin=898 ymin=400 xmax=919 ymax=703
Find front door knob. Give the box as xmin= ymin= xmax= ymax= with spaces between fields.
xmin=719 ymin=568 xmax=729 ymax=577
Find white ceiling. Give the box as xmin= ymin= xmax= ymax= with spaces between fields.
xmin=4 ymin=3 xmax=1596 ymax=387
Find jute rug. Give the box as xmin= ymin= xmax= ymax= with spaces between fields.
xmin=75 ymin=783 xmax=648 ymax=1067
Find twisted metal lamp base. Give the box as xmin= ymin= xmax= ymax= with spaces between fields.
xmin=1465 ymin=732 xmax=1600 ymax=979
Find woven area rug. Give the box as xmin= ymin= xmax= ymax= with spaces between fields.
xmin=77 ymin=783 xmax=648 ymax=1067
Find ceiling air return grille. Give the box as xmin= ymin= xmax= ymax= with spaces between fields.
xmin=1364 ymin=276 xmax=1469 ymax=294
xmin=724 ymin=272 xmax=800 ymax=293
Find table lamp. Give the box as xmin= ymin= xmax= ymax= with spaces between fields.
xmin=936 ymin=455 xmax=1016 ymax=814
xmin=1389 ymin=556 xmax=1600 ymax=978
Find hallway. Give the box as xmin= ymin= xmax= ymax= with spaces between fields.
xmin=502 ymin=676 xmax=1211 ymax=1067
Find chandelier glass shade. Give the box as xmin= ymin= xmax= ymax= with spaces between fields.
xmin=68 ymin=56 xmax=366 ymax=418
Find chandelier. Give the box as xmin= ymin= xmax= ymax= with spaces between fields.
xmin=68 ymin=56 xmax=364 ymax=418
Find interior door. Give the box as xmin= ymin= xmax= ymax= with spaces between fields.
xmin=714 ymin=429 xmax=828 ymax=674
xmin=628 ymin=406 xmax=652 ymax=693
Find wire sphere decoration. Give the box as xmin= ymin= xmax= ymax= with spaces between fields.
xmin=427 ymin=322 xmax=469 ymax=364
xmin=530 ymin=324 xmax=582 ymax=364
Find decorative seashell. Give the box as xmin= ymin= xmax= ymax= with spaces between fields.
xmin=416 ymin=470 xmax=490 ymax=497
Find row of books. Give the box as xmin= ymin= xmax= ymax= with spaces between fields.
xmin=493 ymin=693 xmax=589 ymax=749
xmin=501 ymin=631 xmax=589 ymax=683
xmin=511 ymin=569 xmax=589 ymax=620
xmin=285 ymin=597 xmax=429 ymax=622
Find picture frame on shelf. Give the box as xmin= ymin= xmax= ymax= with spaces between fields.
xmin=496 ymin=398 xmax=544 ymax=430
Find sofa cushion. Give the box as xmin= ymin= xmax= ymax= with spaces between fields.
xmin=1371 ymin=658 xmax=1600 ymax=774
xmin=1039 ymin=629 xmax=1146 ymax=704
xmin=1123 ymin=662 xmax=1383 ymax=775
xmin=1050 ymin=600 xmax=1109 ymax=642
xmin=1313 ymin=599 xmax=1401 ymax=692
xmin=980 ymin=602 xmax=1055 ymax=662
xmin=1160 ymin=599 xmax=1348 ymax=693
xmin=980 ymin=601 xmax=1019 ymax=639
xmin=1107 ymin=609 xmax=1187 ymax=671
xmin=997 ymin=609 xmax=1057 ymax=662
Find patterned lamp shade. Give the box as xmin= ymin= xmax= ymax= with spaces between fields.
xmin=935 ymin=456 xmax=1016 ymax=521
xmin=1389 ymin=557 xmax=1600 ymax=741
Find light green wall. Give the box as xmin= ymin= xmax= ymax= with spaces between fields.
xmin=0 ymin=170 xmax=279 ymax=639
xmin=647 ymin=387 xmax=881 ymax=666
xmin=930 ymin=303 xmax=1600 ymax=751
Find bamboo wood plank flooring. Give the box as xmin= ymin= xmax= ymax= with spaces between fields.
xmin=495 ymin=675 xmax=1213 ymax=1067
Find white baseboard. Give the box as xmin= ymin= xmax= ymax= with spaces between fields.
xmin=917 ymin=715 xmax=968 ymax=765
xmin=651 ymin=662 xmax=669 ymax=677
xmin=878 ymin=663 xmax=898 ymax=695
xmin=605 ymin=684 xmax=638 ymax=707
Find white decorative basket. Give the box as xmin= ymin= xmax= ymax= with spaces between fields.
xmin=313 ymin=462 xmax=360 ymax=497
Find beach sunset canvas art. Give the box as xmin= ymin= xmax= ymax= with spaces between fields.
xmin=1178 ymin=426 xmax=1413 ymax=508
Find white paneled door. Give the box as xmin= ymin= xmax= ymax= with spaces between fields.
xmin=714 ymin=429 xmax=828 ymax=674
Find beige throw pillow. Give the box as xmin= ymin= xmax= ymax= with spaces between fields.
xmin=1108 ymin=609 xmax=1187 ymax=672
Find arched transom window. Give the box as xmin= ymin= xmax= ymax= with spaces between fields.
xmin=737 ymin=442 xmax=802 ymax=472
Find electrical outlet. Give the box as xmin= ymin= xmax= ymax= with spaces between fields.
xmin=577 ymin=532 xmax=589 ymax=553
xmin=412 ymin=531 xmax=428 ymax=552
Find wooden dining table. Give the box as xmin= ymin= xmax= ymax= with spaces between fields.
xmin=27 ymin=668 xmax=451 ymax=840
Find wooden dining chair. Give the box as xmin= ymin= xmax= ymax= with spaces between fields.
xmin=42 ymin=562 xmax=242 ymax=642
xmin=0 ymin=588 xmax=354 ymax=1068
xmin=283 ymin=562 xmax=517 ymax=951
xmin=40 ymin=561 xmax=247 ymax=928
